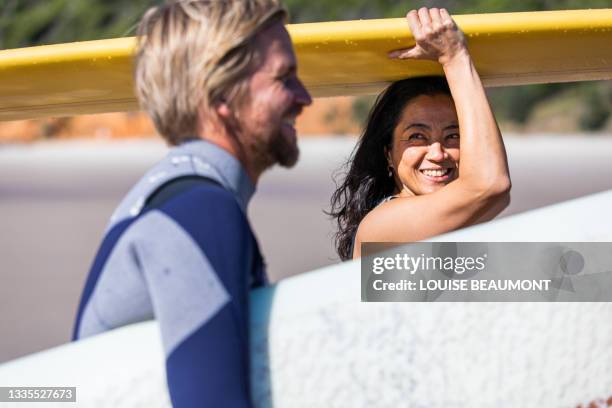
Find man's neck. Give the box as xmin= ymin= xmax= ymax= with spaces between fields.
xmin=196 ymin=125 xmax=262 ymax=184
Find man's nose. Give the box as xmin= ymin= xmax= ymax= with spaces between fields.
xmin=426 ymin=142 xmax=447 ymax=161
xmin=294 ymin=77 xmax=312 ymax=107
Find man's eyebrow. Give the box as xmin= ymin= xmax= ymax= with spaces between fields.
xmin=275 ymin=63 xmax=296 ymax=76
xmin=444 ymin=124 xmax=459 ymax=130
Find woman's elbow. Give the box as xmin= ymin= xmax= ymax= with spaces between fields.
xmin=470 ymin=174 xmax=511 ymax=206
xmin=497 ymin=187 xmax=511 ymax=211
xmin=491 ymin=175 xmax=511 ymax=197
xmin=487 ymin=176 xmax=511 ymax=210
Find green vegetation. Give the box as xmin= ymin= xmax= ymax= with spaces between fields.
xmin=1 ymin=0 xmax=610 ymax=131
xmin=0 ymin=0 xmax=159 ymax=49
xmin=578 ymin=82 xmax=611 ymax=131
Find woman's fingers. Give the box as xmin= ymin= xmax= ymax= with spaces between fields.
xmin=389 ymin=7 xmax=466 ymax=61
xmin=429 ymin=8 xmax=443 ymax=31
xmin=440 ymin=8 xmax=454 ymax=28
xmin=417 ymin=7 xmax=432 ymax=28
xmin=406 ymin=9 xmax=422 ymax=39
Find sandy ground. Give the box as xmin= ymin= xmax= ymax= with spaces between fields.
xmin=1 ymin=134 xmax=612 ymax=363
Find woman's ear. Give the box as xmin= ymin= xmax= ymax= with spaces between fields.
xmin=384 ymin=145 xmax=395 ymax=179
xmin=383 ymin=145 xmax=393 ymax=168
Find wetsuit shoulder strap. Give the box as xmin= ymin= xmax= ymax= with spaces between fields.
xmin=144 ymin=175 xmax=222 ymax=210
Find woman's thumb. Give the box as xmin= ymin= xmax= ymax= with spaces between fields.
xmin=388 ymin=46 xmax=421 ymax=60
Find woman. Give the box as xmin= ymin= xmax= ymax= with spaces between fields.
xmin=330 ymin=7 xmax=511 ymax=260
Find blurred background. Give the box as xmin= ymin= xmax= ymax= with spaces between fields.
xmin=1 ymin=0 xmax=611 ymax=363
xmin=1 ymin=0 xmax=611 ymax=140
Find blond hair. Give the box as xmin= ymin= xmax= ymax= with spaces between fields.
xmin=135 ymin=0 xmax=287 ymax=145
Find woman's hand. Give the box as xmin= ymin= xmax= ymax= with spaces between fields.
xmin=389 ymin=8 xmax=467 ymax=66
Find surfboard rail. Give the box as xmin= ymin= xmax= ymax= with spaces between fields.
xmin=0 ymin=9 xmax=611 ymax=121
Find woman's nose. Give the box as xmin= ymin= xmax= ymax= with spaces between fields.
xmin=425 ymin=142 xmax=447 ymax=161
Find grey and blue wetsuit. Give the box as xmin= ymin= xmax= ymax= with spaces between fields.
xmin=73 ymin=139 xmax=265 ymax=407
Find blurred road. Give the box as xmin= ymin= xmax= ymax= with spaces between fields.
xmin=1 ymin=134 xmax=612 ymax=363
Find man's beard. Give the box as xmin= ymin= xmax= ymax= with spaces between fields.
xmin=270 ymin=127 xmax=299 ymax=168
xmin=240 ymin=126 xmax=299 ymax=174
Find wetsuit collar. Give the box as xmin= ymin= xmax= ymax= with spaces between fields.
xmin=176 ymin=139 xmax=255 ymax=210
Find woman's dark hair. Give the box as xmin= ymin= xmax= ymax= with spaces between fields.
xmin=329 ymin=76 xmax=452 ymax=260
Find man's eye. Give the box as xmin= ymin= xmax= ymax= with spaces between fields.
xmin=446 ymin=133 xmax=460 ymax=140
xmin=278 ymin=75 xmax=292 ymax=84
xmin=409 ymin=133 xmax=426 ymax=140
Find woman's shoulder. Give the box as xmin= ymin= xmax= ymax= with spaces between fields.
xmin=377 ymin=195 xmax=398 ymax=206
xmin=357 ymin=195 xmax=402 ymax=235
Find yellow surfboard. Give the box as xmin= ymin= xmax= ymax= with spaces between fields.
xmin=0 ymin=9 xmax=611 ymax=121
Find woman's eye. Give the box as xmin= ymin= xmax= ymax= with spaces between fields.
xmin=408 ymin=133 xmax=426 ymax=140
xmin=445 ymin=134 xmax=460 ymax=145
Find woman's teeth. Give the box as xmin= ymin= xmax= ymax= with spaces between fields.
xmin=421 ymin=168 xmax=450 ymax=177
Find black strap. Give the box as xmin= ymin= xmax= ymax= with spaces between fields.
xmin=144 ymin=175 xmax=221 ymax=210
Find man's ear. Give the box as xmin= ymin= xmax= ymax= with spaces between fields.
xmin=198 ymin=100 xmax=233 ymax=134
xmin=215 ymin=100 xmax=232 ymax=120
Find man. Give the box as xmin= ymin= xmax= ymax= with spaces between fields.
xmin=72 ymin=0 xmax=311 ymax=406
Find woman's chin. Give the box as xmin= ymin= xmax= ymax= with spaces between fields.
xmin=401 ymin=174 xmax=456 ymax=195
xmin=416 ymin=181 xmax=448 ymax=195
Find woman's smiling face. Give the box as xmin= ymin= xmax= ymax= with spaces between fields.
xmin=387 ymin=93 xmax=460 ymax=196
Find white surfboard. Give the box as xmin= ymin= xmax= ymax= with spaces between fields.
xmin=0 ymin=190 xmax=611 ymax=407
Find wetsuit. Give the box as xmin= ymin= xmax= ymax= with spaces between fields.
xmin=73 ymin=139 xmax=265 ymax=407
